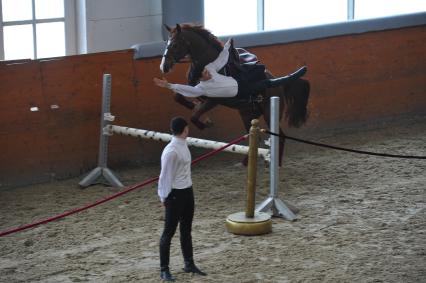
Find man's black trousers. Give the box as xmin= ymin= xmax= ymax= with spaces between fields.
xmin=160 ymin=187 xmax=194 ymax=271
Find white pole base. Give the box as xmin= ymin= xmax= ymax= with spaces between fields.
xmin=256 ymin=196 xmax=298 ymax=221
xmin=79 ymin=167 xmax=123 ymax=188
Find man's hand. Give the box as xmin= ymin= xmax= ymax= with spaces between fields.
xmin=154 ymin=77 xmax=171 ymax=88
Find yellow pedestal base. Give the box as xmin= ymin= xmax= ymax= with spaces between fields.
xmin=225 ymin=212 xmax=272 ymax=235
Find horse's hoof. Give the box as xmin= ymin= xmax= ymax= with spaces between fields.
xmin=190 ymin=117 xmax=206 ymax=130
xmin=241 ymin=156 xmax=249 ymax=167
xmin=204 ymin=118 xmax=214 ymax=128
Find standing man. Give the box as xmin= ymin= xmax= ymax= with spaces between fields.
xmin=158 ymin=117 xmax=207 ymax=281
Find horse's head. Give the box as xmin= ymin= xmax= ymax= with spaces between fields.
xmin=160 ymin=23 xmax=224 ymax=74
xmin=160 ymin=24 xmax=190 ymax=74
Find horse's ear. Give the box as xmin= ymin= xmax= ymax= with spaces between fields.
xmin=164 ymin=24 xmax=172 ymax=33
xmin=175 ymin=24 xmax=181 ymax=34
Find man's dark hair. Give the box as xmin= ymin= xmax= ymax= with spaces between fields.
xmin=170 ymin=117 xmax=188 ymax=135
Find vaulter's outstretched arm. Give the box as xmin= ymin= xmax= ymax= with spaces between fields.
xmin=205 ymin=38 xmax=232 ymax=72
xmin=153 ymin=77 xmax=206 ymax=97
xmin=167 ymin=83 xmax=205 ymax=97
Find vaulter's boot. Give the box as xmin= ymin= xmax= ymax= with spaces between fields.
xmin=183 ymin=259 xmax=207 ymax=276
xmin=268 ymin=66 xmax=307 ymax=87
xmin=160 ymin=267 xmax=175 ymax=281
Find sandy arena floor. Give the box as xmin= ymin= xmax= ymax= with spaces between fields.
xmin=0 ymin=115 xmax=425 ymax=283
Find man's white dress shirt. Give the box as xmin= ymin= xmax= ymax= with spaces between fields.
xmin=158 ymin=136 xmax=192 ymax=202
xmin=168 ymin=39 xmax=238 ymax=98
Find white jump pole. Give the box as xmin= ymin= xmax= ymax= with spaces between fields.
xmin=106 ymin=125 xmax=270 ymax=161
xmin=255 ymin=96 xmax=298 ymax=220
xmin=79 ymin=74 xmax=270 ymax=188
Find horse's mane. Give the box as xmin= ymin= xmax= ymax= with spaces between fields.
xmin=174 ymin=23 xmax=224 ymax=52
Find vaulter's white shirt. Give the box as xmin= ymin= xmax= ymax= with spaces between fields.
xmin=168 ymin=40 xmax=238 ymax=98
xmin=158 ymin=136 xmax=192 ymax=202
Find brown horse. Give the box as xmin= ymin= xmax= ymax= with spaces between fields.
xmin=160 ymin=23 xmax=310 ymax=165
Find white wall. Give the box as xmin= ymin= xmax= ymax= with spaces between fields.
xmin=76 ymin=1 xmax=426 ymax=57
xmin=80 ymin=0 xmax=162 ymax=53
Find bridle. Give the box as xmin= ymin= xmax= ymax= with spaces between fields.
xmin=162 ymin=33 xmax=191 ymax=64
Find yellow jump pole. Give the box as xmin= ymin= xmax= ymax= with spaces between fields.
xmin=226 ymin=119 xmax=272 ymax=235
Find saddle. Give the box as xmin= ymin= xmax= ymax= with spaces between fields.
xmin=235 ymin=48 xmax=258 ymax=64
xmin=224 ymin=46 xmax=266 ymax=115
xmin=226 ymin=45 xmax=306 ymax=115
xmin=227 ymin=47 xmax=266 ymax=83
xmin=229 ymin=46 xmax=307 ymax=86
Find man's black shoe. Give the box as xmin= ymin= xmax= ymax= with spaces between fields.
xmin=160 ymin=270 xmax=176 ymax=281
xmin=183 ymin=263 xmax=207 ymax=276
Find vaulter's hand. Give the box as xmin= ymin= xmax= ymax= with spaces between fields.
xmin=224 ymin=38 xmax=232 ymax=49
xmin=154 ymin=77 xmax=170 ymax=89
xmin=200 ymin=69 xmax=212 ymax=81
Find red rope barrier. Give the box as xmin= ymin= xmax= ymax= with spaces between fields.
xmin=192 ymin=134 xmax=248 ymax=164
xmin=0 ymin=134 xmax=248 ymax=237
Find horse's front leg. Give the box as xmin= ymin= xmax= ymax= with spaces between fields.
xmin=174 ymin=93 xmax=195 ymax=110
xmin=190 ymin=100 xmax=217 ymax=130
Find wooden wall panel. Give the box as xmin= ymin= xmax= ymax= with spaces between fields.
xmin=247 ymin=26 xmax=426 ymax=129
xmin=0 ymin=26 xmax=424 ymax=188
xmin=39 ymin=50 xmax=141 ymax=177
xmin=0 ymin=62 xmax=52 ymax=186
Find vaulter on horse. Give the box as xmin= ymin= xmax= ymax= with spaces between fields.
xmin=154 ymin=38 xmax=307 ymax=103
xmin=158 ymin=23 xmax=310 ymax=166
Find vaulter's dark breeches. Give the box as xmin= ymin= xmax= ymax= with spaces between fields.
xmin=160 ymin=187 xmax=194 ymax=271
xmin=237 ymin=79 xmax=271 ymax=99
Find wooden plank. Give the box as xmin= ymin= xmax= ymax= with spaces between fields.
xmin=39 ymin=50 xmax=142 ymax=178
xmin=0 ymin=61 xmax=53 ymax=186
xmin=0 ymin=26 xmax=425 ymax=187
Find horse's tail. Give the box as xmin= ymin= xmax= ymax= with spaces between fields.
xmin=283 ymin=78 xmax=310 ymax=128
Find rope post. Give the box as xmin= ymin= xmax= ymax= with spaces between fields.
xmin=79 ymin=74 xmax=123 ymax=188
xmin=226 ymin=119 xmax=272 ymax=235
xmin=245 ymin=119 xmax=259 ymax=218
xmin=256 ymin=96 xmax=298 ymax=220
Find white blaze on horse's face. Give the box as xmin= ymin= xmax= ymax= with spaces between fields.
xmin=160 ymin=39 xmax=171 ymax=73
